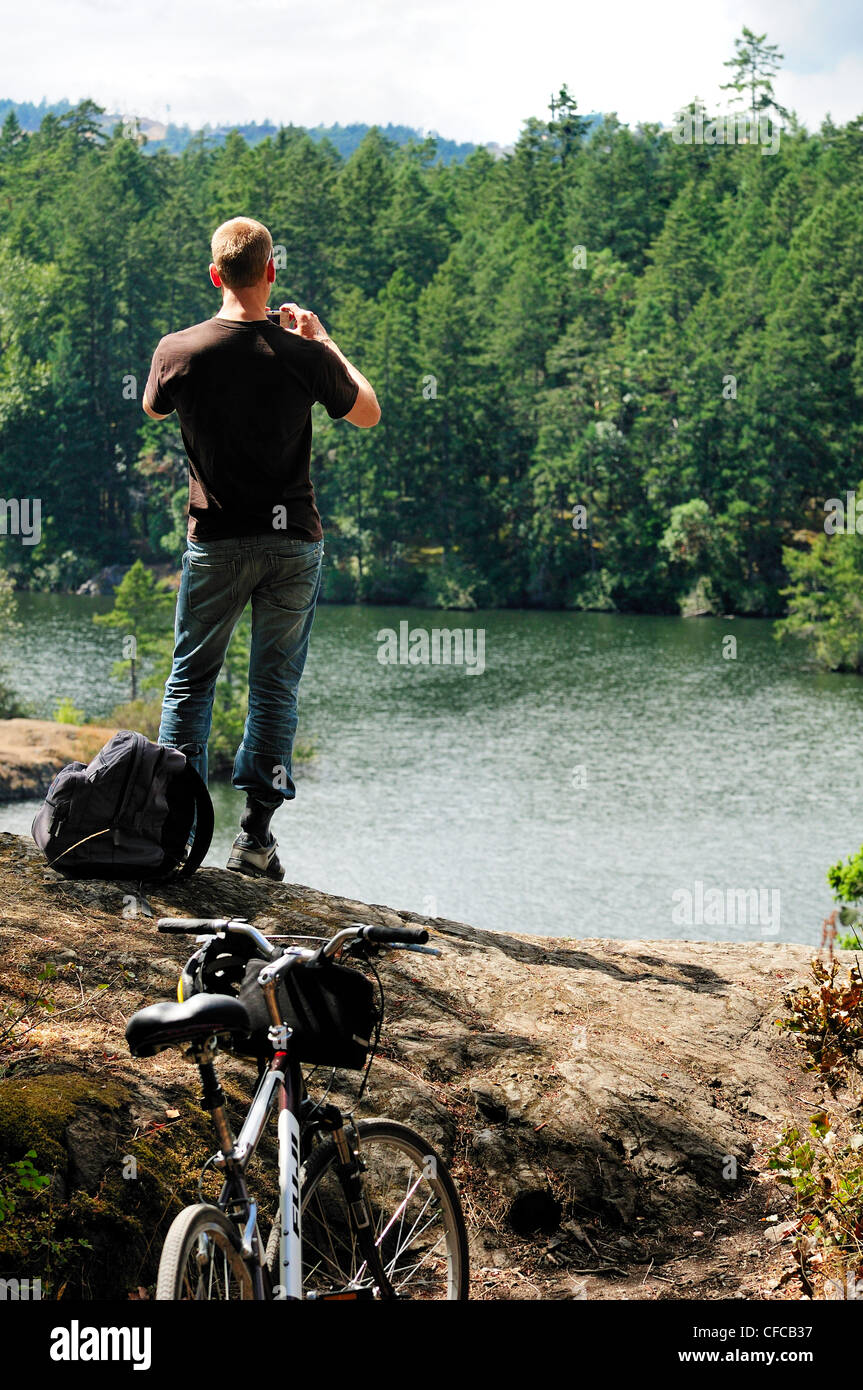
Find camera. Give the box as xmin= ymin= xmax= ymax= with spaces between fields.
xmin=266 ymin=307 xmax=297 ymax=329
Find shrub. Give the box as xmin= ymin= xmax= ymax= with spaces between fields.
xmin=53 ymin=697 xmax=85 ymax=726
xmin=776 ymin=957 xmax=863 ymax=1087
xmin=775 ymin=502 xmax=863 ymax=672
xmin=0 ymin=679 xmax=29 ymax=718
xmin=108 ymin=698 xmax=162 ymax=742
xmin=768 ymin=845 xmax=863 ymax=1297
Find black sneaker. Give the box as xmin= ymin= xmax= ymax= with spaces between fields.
xmin=226 ymin=831 xmax=285 ymax=881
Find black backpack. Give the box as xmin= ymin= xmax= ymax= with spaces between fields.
xmin=31 ymin=730 xmax=214 ymax=881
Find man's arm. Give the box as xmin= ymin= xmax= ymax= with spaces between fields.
xmin=143 ymin=340 xmax=176 ymax=420
xmin=280 ymin=303 xmax=381 ymax=428
xmin=319 ymin=334 xmax=381 ymax=427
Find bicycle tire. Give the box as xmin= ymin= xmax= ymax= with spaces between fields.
xmin=156 ymin=1202 xmax=255 ymax=1300
xmin=267 ymin=1119 xmax=470 ymax=1300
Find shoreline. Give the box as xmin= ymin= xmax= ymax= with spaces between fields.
xmin=8 ymin=578 xmax=778 ymax=620
xmin=0 ymin=718 xmax=119 ymax=801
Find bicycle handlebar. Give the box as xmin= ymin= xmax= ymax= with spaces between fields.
xmin=158 ymin=918 xmax=230 ymax=934
xmin=157 ymin=917 xmax=282 ymax=961
xmin=360 ymin=925 xmax=429 ymax=945
xmin=157 ymin=917 xmax=434 ymax=979
xmin=256 ymin=922 xmax=435 ymax=986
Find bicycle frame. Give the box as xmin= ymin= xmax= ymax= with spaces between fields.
xmin=156 ymin=918 xmax=438 ymax=1301
xmin=274 ymin=1047 xmax=303 ymax=1300
xmin=197 ymin=1035 xmax=304 ymax=1301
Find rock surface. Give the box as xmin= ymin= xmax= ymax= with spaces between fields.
xmin=0 ymin=719 xmax=119 ymax=800
xmin=0 ymin=830 xmax=832 ymax=1300
xmin=75 ymin=564 xmax=130 ymax=596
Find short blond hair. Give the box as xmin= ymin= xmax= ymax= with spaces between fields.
xmin=211 ymin=217 xmax=273 ymax=289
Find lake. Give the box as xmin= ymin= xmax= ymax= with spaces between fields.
xmin=2 ymin=593 xmax=861 ymax=945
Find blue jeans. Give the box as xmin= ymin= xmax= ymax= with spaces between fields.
xmin=158 ymin=534 xmax=323 ymax=808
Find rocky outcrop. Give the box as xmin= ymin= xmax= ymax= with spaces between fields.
xmin=75 ymin=565 xmax=130 ymax=596
xmin=0 ymin=719 xmax=118 ymax=800
xmin=0 ymin=831 xmax=828 ymax=1300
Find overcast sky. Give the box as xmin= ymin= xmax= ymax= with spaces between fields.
xmin=0 ymin=0 xmax=860 ymax=144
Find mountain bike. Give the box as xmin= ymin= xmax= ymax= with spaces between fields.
xmin=125 ymin=916 xmax=470 ymax=1300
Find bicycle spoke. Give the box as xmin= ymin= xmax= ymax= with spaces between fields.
xmin=387 ymin=1201 xmax=444 ymax=1267
xmin=356 ymin=1152 xmax=451 ymax=1295
xmin=381 ymin=1205 xmax=447 ymax=1286
xmin=303 ymin=1181 xmax=373 ymax=1289
xmin=389 ymin=1230 xmax=449 ymax=1287
xmin=374 ymin=1170 xmax=430 ymax=1250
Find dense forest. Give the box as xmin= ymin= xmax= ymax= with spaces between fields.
xmin=0 ymin=36 xmax=861 ymax=621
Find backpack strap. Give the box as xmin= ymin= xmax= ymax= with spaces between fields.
xmin=176 ymin=762 xmax=215 ymax=878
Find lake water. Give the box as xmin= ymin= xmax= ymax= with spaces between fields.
xmin=2 ymin=593 xmax=861 ymax=945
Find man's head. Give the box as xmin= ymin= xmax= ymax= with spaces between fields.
xmin=209 ymin=217 xmax=275 ymax=291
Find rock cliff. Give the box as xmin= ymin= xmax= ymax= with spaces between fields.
xmin=0 ymin=831 xmax=827 ymax=1300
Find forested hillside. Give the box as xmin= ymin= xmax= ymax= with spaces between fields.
xmin=0 ymin=73 xmax=861 ymax=614
xmin=0 ymin=98 xmax=489 ymax=162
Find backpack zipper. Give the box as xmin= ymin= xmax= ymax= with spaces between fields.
xmin=114 ymin=732 xmax=147 ymax=827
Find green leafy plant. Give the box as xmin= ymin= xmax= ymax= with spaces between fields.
xmin=768 ymin=1114 xmax=863 ymax=1289
xmin=828 ymin=843 xmax=863 ymax=907
xmin=776 ymin=957 xmax=863 ymax=1086
xmin=775 ymin=514 xmax=863 ymax=673
xmin=767 ymin=846 xmax=863 ymax=1296
xmin=53 ymin=696 xmax=85 ymax=725
xmin=0 ymin=1150 xmax=51 ymax=1223
xmin=838 ymin=928 xmax=863 ymax=951
xmin=93 ymin=559 xmax=175 ymax=701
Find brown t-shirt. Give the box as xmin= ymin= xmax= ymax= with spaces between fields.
xmin=144 ymin=317 xmax=359 ymax=541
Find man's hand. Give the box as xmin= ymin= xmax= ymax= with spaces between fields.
xmin=279 ymin=301 xmax=381 ymax=428
xmin=279 ymin=302 xmax=327 ymax=341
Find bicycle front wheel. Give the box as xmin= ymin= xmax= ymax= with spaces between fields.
xmin=156 ymin=1203 xmax=255 ymax=1300
xmin=270 ymin=1120 xmax=469 ymax=1300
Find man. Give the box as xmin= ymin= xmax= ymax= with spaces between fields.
xmin=142 ymin=216 xmax=380 ymax=879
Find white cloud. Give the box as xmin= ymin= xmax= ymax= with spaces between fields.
xmin=0 ymin=0 xmax=859 ymax=143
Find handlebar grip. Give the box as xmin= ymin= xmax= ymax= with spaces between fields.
xmin=157 ymin=918 xmax=227 ymax=934
xmin=362 ymin=925 xmax=429 ymax=946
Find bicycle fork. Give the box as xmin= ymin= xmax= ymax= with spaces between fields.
xmin=260 ymin=978 xmax=395 ymax=1301
xmin=271 ymin=1055 xmax=388 ymax=1301
xmin=275 ymin=1057 xmax=303 ymax=1301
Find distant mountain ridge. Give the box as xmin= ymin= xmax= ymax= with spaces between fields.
xmin=0 ymin=96 xmax=603 ymax=163
xmin=0 ymin=96 xmax=517 ymax=163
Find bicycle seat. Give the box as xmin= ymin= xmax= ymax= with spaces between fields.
xmin=126 ymin=993 xmax=251 ymax=1057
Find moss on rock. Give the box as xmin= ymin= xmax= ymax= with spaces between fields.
xmin=0 ymin=1070 xmax=216 ymax=1298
